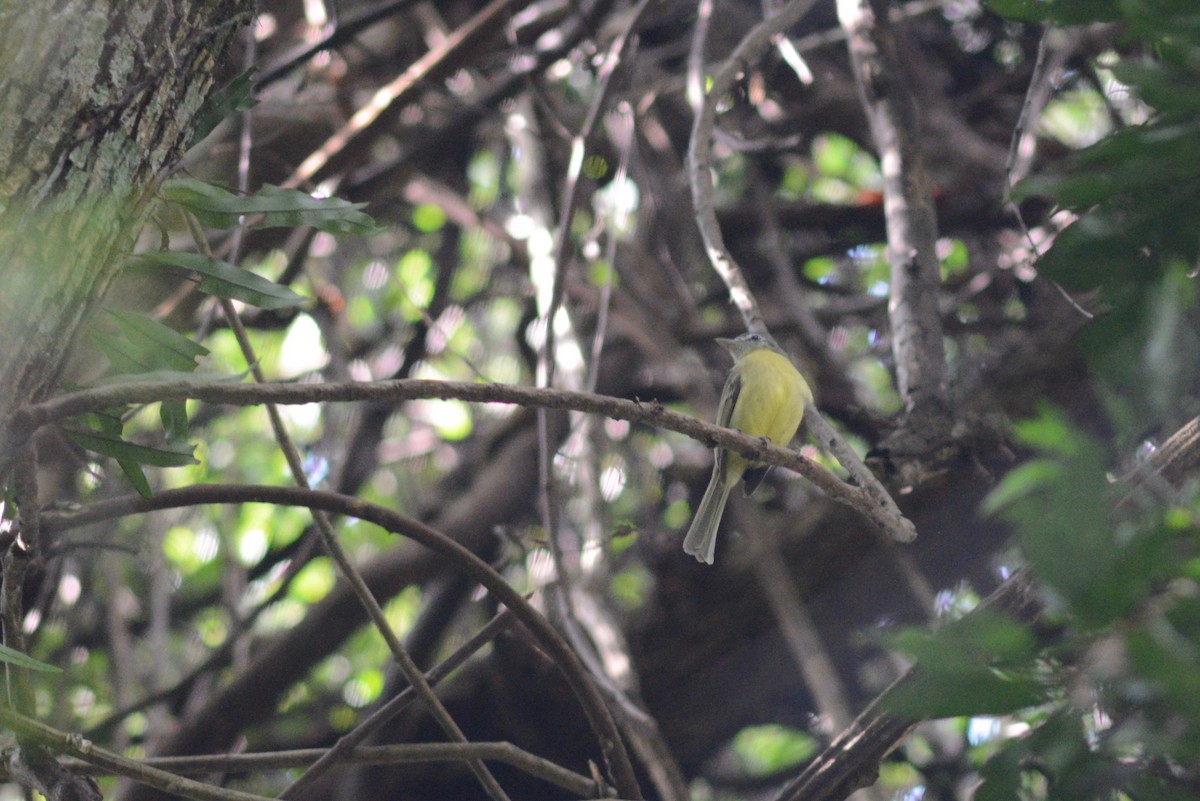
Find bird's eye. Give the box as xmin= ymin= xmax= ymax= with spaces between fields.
xmin=747 ymin=334 xmax=762 ymax=341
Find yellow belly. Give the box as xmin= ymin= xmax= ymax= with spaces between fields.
xmin=726 ymin=348 xmax=811 ymax=476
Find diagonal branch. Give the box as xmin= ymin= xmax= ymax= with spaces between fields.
xmin=284 ymin=0 xmax=531 ymax=189
xmin=771 ymin=568 xmax=1041 ymax=801
xmin=199 ymin=199 xmax=509 ymax=799
xmin=687 ymin=0 xmax=823 ymax=331
xmin=837 ymin=0 xmax=947 ymax=420
xmin=279 ymin=611 xmax=518 ymax=798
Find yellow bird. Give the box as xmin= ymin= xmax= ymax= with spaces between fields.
xmin=683 ymin=332 xmax=812 ymax=564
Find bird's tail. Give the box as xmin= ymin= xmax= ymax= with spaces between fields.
xmin=682 ymin=473 xmax=733 ymax=564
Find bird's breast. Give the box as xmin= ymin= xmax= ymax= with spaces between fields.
xmin=728 ymin=349 xmax=810 ymax=447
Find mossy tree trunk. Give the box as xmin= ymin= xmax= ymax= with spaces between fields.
xmin=0 ymin=1 xmax=251 ymax=468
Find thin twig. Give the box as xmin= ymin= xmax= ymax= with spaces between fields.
xmin=256 ymin=0 xmax=423 ymax=88
xmin=284 ymin=0 xmax=530 ymax=189
xmin=280 ymin=610 xmax=519 ymax=798
xmin=0 ymin=703 xmax=275 ymax=801
xmin=211 ymin=295 xmax=510 ymax=801
xmin=578 ymin=90 xmax=694 ymax=801
xmin=535 ymin=0 xmax=651 ymax=550
xmin=687 ymin=0 xmax=823 ymax=331
xmin=532 ymin=7 xmax=662 ymax=801
xmin=48 ymin=742 xmax=606 ymax=798
xmin=182 ymin=130 xmax=511 ymax=800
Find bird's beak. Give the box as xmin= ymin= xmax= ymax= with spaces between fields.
xmin=715 ymin=337 xmax=736 ymax=351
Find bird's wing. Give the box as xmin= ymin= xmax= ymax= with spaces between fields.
xmin=709 ymin=365 xmax=743 ymax=483
xmin=716 ymin=368 xmax=742 ymax=429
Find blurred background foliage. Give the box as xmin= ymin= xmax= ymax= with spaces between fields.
xmin=12 ymin=0 xmax=1200 ymax=799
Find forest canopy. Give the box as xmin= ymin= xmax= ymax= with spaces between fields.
xmin=2 ymin=1 xmax=1200 ymax=800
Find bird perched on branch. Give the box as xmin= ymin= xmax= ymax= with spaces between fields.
xmin=683 ymin=332 xmax=812 ymax=564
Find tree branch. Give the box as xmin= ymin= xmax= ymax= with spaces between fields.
xmin=771 ymin=568 xmax=1041 ymax=801
xmin=45 ymin=742 xmax=606 ymax=799
xmin=837 ymin=0 xmax=947 ymax=419
xmin=11 ymin=377 xmax=913 ymax=542
xmin=688 ymin=0 xmax=823 ymax=330
xmin=0 ymin=703 xmax=269 ymax=801
xmin=280 ymin=611 xmax=519 ymax=798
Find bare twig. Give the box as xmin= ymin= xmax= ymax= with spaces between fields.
xmin=285 ymin=0 xmax=530 ymax=189
xmin=687 ymin=0 xmax=823 ymax=331
xmin=256 ymin=0 xmax=424 ymax=88
xmin=530 ymin=6 xmax=676 ymax=801
xmin=1005 ymin=27 xmax=1055 ymax=192
xmin=183 ymin=104 xmax=513 ymax=797
xmin=211 ymin=293 xmax=510 ymax=801
xmin=49 ymin=742 xmax=607 ymax=798
xmin=0 ymin=702 xmax=272 ymax=801
xmin=280 ymin=611 xmax=519 ymax=798
xmin=581 ymin=100 xmax=694 ymax=801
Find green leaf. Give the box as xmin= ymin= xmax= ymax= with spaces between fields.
xmin=985 ymin=409 xmax=1158 ymax=627
xmin=887 ymin=612 xmax=1038 ymax=675
xmin=884 ymin=612 xmax=1044 ymax=718
xmin=986 ymin=0 xmax=1121 ymax=23
xmin=86 ymin=411 xmax=124 ymax=437
xmin=190 ymin=68 xmax=258 ymax=147
xmin=0 ymin=643 xmax=62 ymax=673
xmin=134 ymin=251 xmax=306 ymax=310
xmin=974 ymin=742 xmax=1025 ymax=801
xmin=66 ymin=428 xmax=198 ymax=467
xmin=979 ymin=459 xmax=1062 ymax=516
xmin=733 ymin=725 xmax=818 ymax=775
xmin=92 ymin=330 xmax=160 ymax=376
xmin=885 ymin=667 xmax=1045 ymax=719
xmin=159 ymin=399 xmax=190 ymax=442
xmin=1009 ymin=405 xmax=1083 ymax=456
xmin=161 ymin=178 xmax=379 ymax=235
xmin=106 ymin=310 xmax=208 ymax=372
xmin=94 ymin=369 xmax=249 ymax=386
xmin=118 ymin=459 xmax=154 ymax=498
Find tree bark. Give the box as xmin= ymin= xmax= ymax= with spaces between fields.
xmin=0 ymin=4 xmax=249 ymax=796
xmin=0 ymin=1 xmax=251 ymax=470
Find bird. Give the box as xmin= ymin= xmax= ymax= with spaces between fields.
xmin=682 ymin=332 xmax=812 ymax=564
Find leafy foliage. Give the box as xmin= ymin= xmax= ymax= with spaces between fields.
xmin=160 ymin=178 xmax=378 ymax=234
xmin=10 ymin=2 xmax=1200 ymax=801
xmin=1010 ymin=0 xmax=1200 ymax=404
xmin=131 ymin=251 xmax=307 ymax=310
xmin=867 ymin=4 xmax=1200 ymax=797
